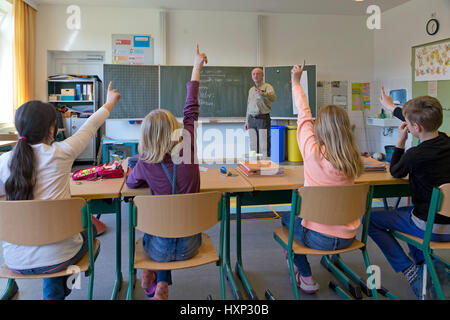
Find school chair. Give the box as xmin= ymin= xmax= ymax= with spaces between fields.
xmin=390 ymin=183 xmax=450 ymax=300
xmin=0 ymin=198 xmax=100 ymax=300
xmin=273 ymin=184 xmax=378 ymax=300
xmin=126 ymin=191 xmax=225 ymax=300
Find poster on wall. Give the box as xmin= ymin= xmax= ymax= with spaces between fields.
xmin=415 ymin=40 xmax=450 ymax=81
xmin=112 ymin=34 xmax=153 ymax=65
xmin=352 ymin=82 xmax=370 ymax=111
xmin=317 ymin=80 xmax=348 ymax=111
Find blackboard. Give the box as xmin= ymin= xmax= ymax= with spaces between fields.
xmin=160 ymin=66 xmax=256 ymax=117
xmin=264 ymin=65 xmax=317 ymax=118
xmin=103 ymin=64 xmax=159 ymax=119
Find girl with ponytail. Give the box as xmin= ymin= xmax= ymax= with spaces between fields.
xmin=0 ymin=83 xmax=121 ymax=299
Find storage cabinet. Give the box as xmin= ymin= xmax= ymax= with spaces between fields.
xmin=47 ymin=77 xmax=101 ymax=162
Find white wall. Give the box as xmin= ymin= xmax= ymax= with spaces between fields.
xmin=36 ymin=5 xmax=378 ymax=159
xmin=372 ymin=0 xmax=450 ymax=153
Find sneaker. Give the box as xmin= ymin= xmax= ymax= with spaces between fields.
xmin=150 ymin=282 xmax=168 ymax=300
xmin=409 ymin=264 xmax=426 ymax=300
xmin=91 ymin=217 xmax=106 ymax=236
xmin=294 ymin=272 xmax=320 ymax=294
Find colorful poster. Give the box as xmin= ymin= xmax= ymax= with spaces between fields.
xmin=415 ymin=40 xmax=450 ymax=81
xmin=112 ymin=34 xmax=153 ymax=65
xmin=352 ymin=82 xmax=370 ymax=111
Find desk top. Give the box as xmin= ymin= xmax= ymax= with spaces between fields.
xmin=70 ymin=176 xmax=126 ymax=199
xmin=0 ymin=141 xmax=17 ymax=148
xmin=121 ymin=168 xmax=253 ymax=197
xmin=237 ymin=165 xmax=407 ymax=191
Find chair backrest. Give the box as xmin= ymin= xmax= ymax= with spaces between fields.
xmin=133 ymin=191 xmax=222 ymax=238
xmin=437 ymin=183 xmax=450 ymax=218
xmin=0 ymin=198 xmax=86 ymax=246
xmin=297 ymin=184 xmax=370 ymax=225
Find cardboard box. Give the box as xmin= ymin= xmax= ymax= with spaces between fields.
xmin=61 ymin=95 xmax=76 ymax=101
xmin=61 ymin=88 xmax=76 ymax=96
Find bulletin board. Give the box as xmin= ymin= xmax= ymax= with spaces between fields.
xmin=112 ymin=34 xmax=154 ymax=65
xmin=412 ymin=38 xmax=450 ymax=133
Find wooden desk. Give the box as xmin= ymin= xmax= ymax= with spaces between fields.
xmin=121 ymin=167 xmax=253 ymax=197
xmin=0 ymin=141 xmax=17 ymax=148
xmin=71 ymin=176 xmax=125 ymax=200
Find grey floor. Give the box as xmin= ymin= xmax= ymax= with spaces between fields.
xmin=1 ymin=197 xmax=449 ymax=300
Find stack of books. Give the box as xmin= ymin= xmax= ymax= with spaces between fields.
xmin=237 ymin=160 xmax=284 ymax=176
xmin=362 ymin=156 xmax=386 ymax=172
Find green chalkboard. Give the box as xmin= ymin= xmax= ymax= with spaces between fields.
xmin=160 ymin=66 xmax=256 ymax=117
xmin=264 ymin=65 xmax=317 ymax=118
xmin=412 ymin=38 xmax=450 ymax=136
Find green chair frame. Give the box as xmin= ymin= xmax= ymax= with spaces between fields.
xmin=0 ymin=200 xmax=99 ymax=300
xmin=390 ymin=183 xmax=450 ymax=300
xmin=126 ymin=193 xmax=226 ymax=300
xmin=273 ymin=186 xmax=379 ymax=300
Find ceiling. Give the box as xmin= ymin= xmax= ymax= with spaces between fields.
xmin=33 ymin=0 xmax=411 ymax=15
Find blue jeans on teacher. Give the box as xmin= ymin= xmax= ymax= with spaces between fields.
xmin=143 ymin=233 xmax=202 ymax=284
xmin=281 ymin=213 xmax=355 ymax=277
xmin=12 ymin=230 xmax=93 ymax=300
xmin=368 ymin=206 xmax=450 ymax=273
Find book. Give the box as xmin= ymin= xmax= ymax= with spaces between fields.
xmin=362 ymin=156 xmax=386 ymax=171
xmin=238 ymin=160 xmax=284 ymax=176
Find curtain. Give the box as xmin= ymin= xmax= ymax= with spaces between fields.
xmin=12 ymin=0 xmax=36 ymax=114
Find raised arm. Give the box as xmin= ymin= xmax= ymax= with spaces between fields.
xmin=292 ymin=60 xmax=317 ymax=160
xmin=182 ymin=44 xmax=207 ymax=164
xmin=61 ymin=82 xmax=121 ymax=158
xmin=380 ymin=86 xmax=405 ymax=121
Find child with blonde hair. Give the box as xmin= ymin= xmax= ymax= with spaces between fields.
xmin=281 ymin=61 xmax=363 ymax=294
xmin=125 ymin=44 xmax=207 ymax=300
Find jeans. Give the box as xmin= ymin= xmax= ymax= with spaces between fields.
xmin=368 ymin=206 xmax=450 ymax=273
xmin=12 ymin=230 xmax=93 ymax=300
xmin=281 ymin=213 xmax=355 ymax=277
xmin=142 ymin=233 xmax=202 ymax=285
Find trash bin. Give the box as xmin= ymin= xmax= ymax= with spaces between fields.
xmin=287 ymin=125 xmax=302 ymax=162
xmin=384 ymin=145 xmax=395 ymax=162
xmin=270 ymin=125 xmax=286 ymax=163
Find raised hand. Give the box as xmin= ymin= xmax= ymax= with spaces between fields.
xmin=379 ymin=86 xmax=395 ymax=112
xmin=106 ymin=82 xmax=121 ymax=106
xmin=291 ymin=60 xmax=306 ymax=86
xmin=194 ymin=44 xmax=208 ymax=70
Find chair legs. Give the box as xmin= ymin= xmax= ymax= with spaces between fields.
xmin=424 ymin=254 xmax=446 ymax=300
xmin=286 ymin=251 xmax=299 ymax=300
xmin=0 ymin=279 xmax=18 ymax=300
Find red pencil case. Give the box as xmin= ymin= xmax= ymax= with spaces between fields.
xmin=72 ymin=163 xmax=124 ymax=181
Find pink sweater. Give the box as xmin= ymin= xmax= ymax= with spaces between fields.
xmin=293 ymin=84 xmax=360 ymax=239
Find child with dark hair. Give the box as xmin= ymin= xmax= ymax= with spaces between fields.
xmin=370 ymin=91 xmax=450 ymax=299
xmin=0 ymin=83 xmax=121 ymax=300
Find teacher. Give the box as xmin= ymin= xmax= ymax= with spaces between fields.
xmin=245 ymin=68 xmax=277 ymax=158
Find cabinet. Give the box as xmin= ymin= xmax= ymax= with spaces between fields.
xmin=47 ymin=77 xmax=101 ymax=162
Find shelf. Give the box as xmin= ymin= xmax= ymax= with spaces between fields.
xmin=367 ymin=117 xmax=402 ymax=127
xmin=48 ymin=79 xmax=95 ymax=83
xmin=48 ymin=100 xmax=94 ymax=103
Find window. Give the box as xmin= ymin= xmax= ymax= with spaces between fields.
xmin=0 ymin=0 xmax=13 ymax=124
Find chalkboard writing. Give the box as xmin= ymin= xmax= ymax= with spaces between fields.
xmin=160 ymin=66 xmax=256 ymax=117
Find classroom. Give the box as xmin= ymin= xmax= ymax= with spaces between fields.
xmin=0 ymin=0 xmax=449 ymax=305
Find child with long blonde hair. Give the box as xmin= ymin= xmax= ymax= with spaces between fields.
xmin=125 ymin=45 xmax=207 ymax=300
xmin=281 ymin=61 xmax=363 ymax=294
